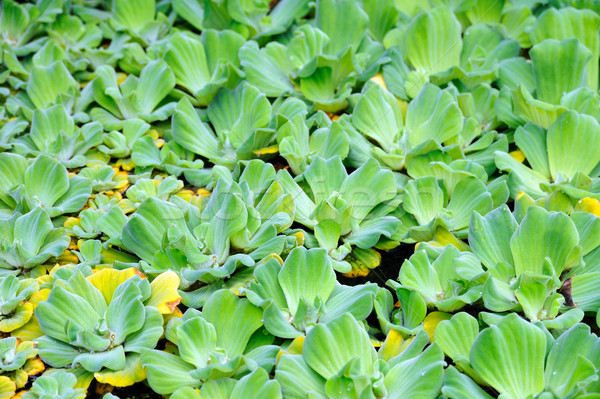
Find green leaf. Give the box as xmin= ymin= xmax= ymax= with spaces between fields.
xmin=547 ymin=110 xmax=600 ymax=181
xmin=384 ymin=344 xmax=445 ymax=399
xmin=469 ymin=205 xmax=517 ymax=269
xmin=352 ymin=81 xmax=403 ymax=153
xmin=544 ymin=323 xmax=600 ymax=397
xmin=405 ymin=84 xmax=463 ymax=149
xmin=27 ymin=61 xmax=76 ymax=109
xmin=176 ymin=316 xmax=217 ymax=368
xmin=529 ymin=38 xmax=592 ymax=104
xmin=24 ymin=155 xmax=69 ymax=209
xmin=514 ymin=123 xmax=549 ymax=178
xmin=204 ymin=185 xmax=247 ymax=263
xmin=121 ymin=198 xmax=187 ymax=263
xmin=202 ymin=290 xmax=263 ymax=357
xmin=105 ymin=280 xmax=145 ymax=346
xmin=30 ymin=105 xmax=74 ymax=153
xmin=278 ymin=247 xmax=335 ymax=315
xmin=403 ymin=177 xmax=445 ymax=226
xmin=434 ymin=312 xmax=478 ymax=365
xmin=73 ymin=346 xmax=126 ymax=372
xmin=276 ymin=354 xmax=327 ymax=398
xmin=304 ymin=156 xmax=347 ymax=204
xmin=135 ymin=60 xmax=175 ymax=114
xmin=172 ymin=0 xmax=204 ymax=30
xmin=141 ymin=349 xmax=199 ymax=395
xmin=230 ymin=368 xmax=282 ymax=399
xmin=239 ymin=41 xmax=295 ymax=97
xmin=470 ymin=313 xmax=546 ymax=399
xmin=341 ymin=158 xmax=396 ymax=223
xmin=208 ymin=82 xmax=271 ymax=149
xmin=531 ymin=7 xmax=600 ymax=91
xmin=124 ymin=306 xmax=163 ymax=353
xmin=303 ymin=313 xmax=376 ymax=380
xmin=571 ymin=272 xmax=600 ymax=312
xmin=315 ymin=0 xmax=367 ymax=55
xmin=171 ymin=97 xmax=222 ymax=165
xmin=112 ymin=0 xmax=155 ymax=33
xmin=36 ymin=284 xmax=102 ymax=345
xmin=510 ymin=206 xmax=579 ymax=276
xmin=402 ymin=6 xmax=462 ymax=77
xmin=441 ymin=366 xmax=493 ymax=399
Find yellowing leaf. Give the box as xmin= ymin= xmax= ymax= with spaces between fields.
xmin=576 ymin=197 xmax=600 ymax=217
xmin=369 ymin=73 xmax=388 ymax=90
xmin=428 ymin=227 xmax=471 ymax=251
xmin=0 ymin=375 xmax=16 ymax=399
xmin=94 ymin=354 xmax=146 ymax=387
xmin=30 ymin=289 xmax=51 ymax=307
xmin=424 ymin=311 xmax=452 ymax=342
xmin=380 ymin=329 xmax=414 ymax=362
xmin=509 ymin=150 xmax=526 ymax=163
xmin=0 ymin=302 xmax=33 ymax=332
xmin=276 ymin=335 xmax=305 ymax=364
xmin=56 ymin=249 xmax=79 ymax=264
xmin=23 ymin=357 xmax=45 ymax=376
xmin=11 ymin=316 xmax=44 ymax=341
xmin=147 ymin=271 xmax=182 ymax=314
xmin=13 ymin=369 xmax=28 ymax=389
xmin=87 ymin=268 xmax=141 ymax=304
xmin=253 ymin=144 xmax=279 ymax=155
xmin=290 ymin=231 xmax=305 ymax=247
xmin=174 ymin=189 xmax=194 ymax=202
xmin=162 ymin=307 xmax=183 ymax=326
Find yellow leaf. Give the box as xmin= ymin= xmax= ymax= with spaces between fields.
xmin=380 ymin=329 xmax=414 ymax=362
xmin=23 ymin=358 xmax=45 ymax=376
xmin=12 ymin=370 xmax=28 ymax=389
xmin=63 ymin=217 xmax=81 ymax=232
xmin=94 ymin=354 xmax=146 ymax=387
xmin=10 ymin=316 xmax=44 ymax=341
xmin=162 ymin=307 xmax=183 ymax=326
xmin=147 ymin=271 xmax=182 ymax=314
xmin=0 ymin=302 xmax=33 ymax=333
xmin=174 ymin=189 xmax=194 ymax=202
xmin=252 ymin=145 xmax=279 ymax=155
xmin=56 ymin=249 xmax=79 ymax=265
xmin=30 ymin=289 xmax=50 ymax=307
xmin=12 ymin=390 xmax=26 ymax=399
xmin=263 ymin=253 xmax=284 ymax=266
xmin=0 ymin=376 xmax=16 ymax=399
xmin=196 ymin=188 xmax=211 ymax=197
xmin=509 ymin=150 xmax=525 ymax=163
xmin=369 ymin=73 xmax=388 ymax=90
xmin=87 ymin=268 xmax=140 ymax=304
xmin=423 ymin=311 xmax=452 ymax=342
xmin=116 ymin=72 xmax=128 ymax=85
xmin=276 ymin=335 xmax=305 ymax=364
xmin=115 ymin=158 xmax=136 ymax=171
xmin=343 ymin=249 xmax=381 ymax=278
xmin=576 ymin=198 xmax=600 ymax=217
xmin=398 ymin=98 xmax=409 ymax=120
xmin=427 ymin=227 xmax=470 ymax=252
xmin=289 ymin=231 xmax=305 ymax=247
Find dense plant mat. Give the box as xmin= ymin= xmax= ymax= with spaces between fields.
xmin=1 ymin=0 xmax=600 ymax=398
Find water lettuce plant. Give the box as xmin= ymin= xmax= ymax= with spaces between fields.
xmin=35 ymin=268 xmax=180 ymax=387
xmin=0 ymin=337 xmax=44 ymax=398
xmin=1 ymin=0 xmax=600 ymax=397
